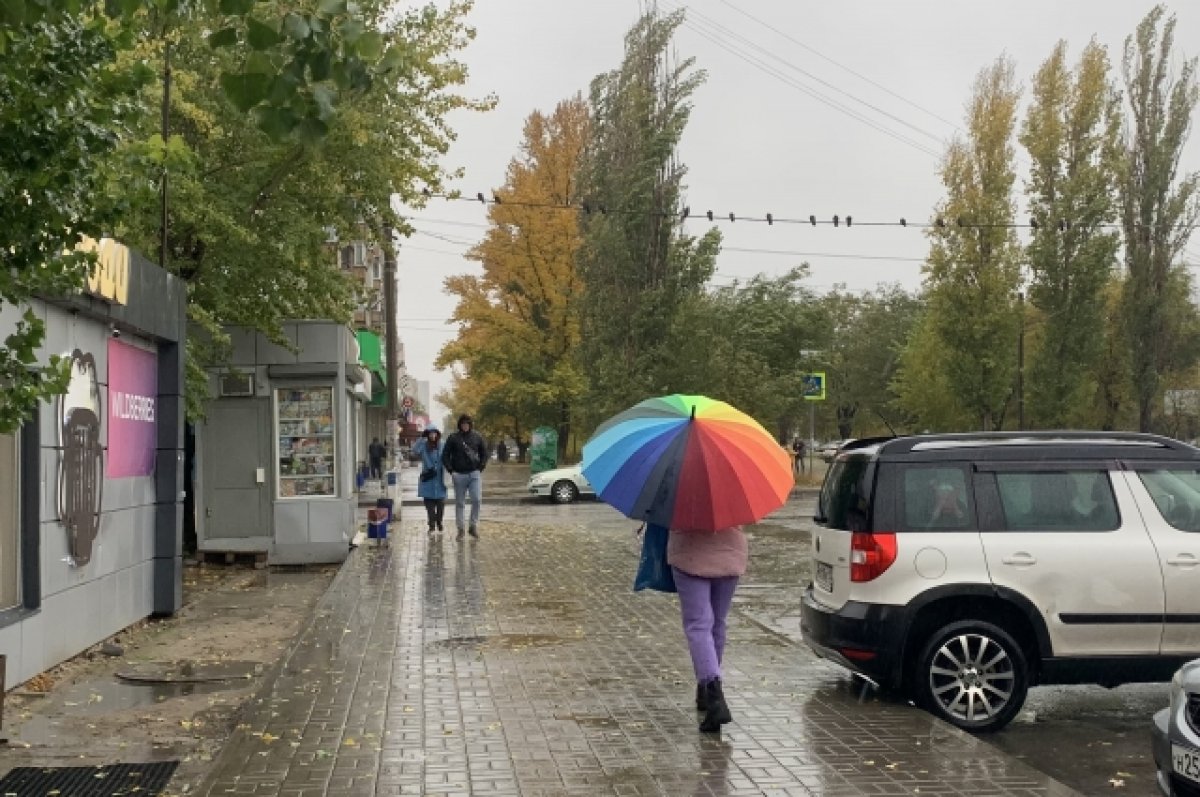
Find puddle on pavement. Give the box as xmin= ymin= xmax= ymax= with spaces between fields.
xmin=555 ymin=714 xmax=619 ymax=729
xmin=425 ymin=634 xmax=570 ymax=651
xmin=50 ymin=676 xmax=236 ymax=713
xmin=116 ymin=659 xmax=263 ymax=684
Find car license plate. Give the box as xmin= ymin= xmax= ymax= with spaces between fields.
xmin=815 ymin=562 xmax=834 ymax=592
xmin=1175 ymin=745 xmax=1200 ymax=784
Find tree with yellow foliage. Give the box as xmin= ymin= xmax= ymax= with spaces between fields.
xmin=437 ymin=97 xmax=589 ymax=457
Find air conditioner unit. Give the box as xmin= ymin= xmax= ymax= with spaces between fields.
xmin=219 ymin=372 xmax=254 ymax=398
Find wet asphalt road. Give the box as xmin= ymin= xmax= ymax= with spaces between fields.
xmin=519 ymin=495 xmax=1168 ymax=797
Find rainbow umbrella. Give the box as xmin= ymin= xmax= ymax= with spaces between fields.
xmin=581 ymin=394 xmax=794 ymax=531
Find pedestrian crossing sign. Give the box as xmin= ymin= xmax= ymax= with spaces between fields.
xmin=802 ymin=372 xmax=826 ymax=401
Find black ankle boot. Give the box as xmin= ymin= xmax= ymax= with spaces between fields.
xmin=695 ymin=683 xmax=707 ymax=711
xmin=698 ymin=679 xmax=732 ymax=733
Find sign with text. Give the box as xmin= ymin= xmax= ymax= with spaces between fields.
xmin=108 ymin=339 xmax=158 ymax=477
xmin=77 ymin=236 xmax=131 ymax=305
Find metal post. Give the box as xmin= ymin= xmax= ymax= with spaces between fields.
xmin=808 ymin=402 xmax=815 ymax=475
xmin=383 ymin=225 xmax=399 ymax=422
xmin=159 ymin=41 xmax=171 ymax=270
xmin=1017 ymin=291 xmax=1025 ymax=431
xmin=0 ymin=653 xmax=7 ymax=744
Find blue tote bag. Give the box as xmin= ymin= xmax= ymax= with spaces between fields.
xmin=634 ymin=523 xmax=677 ymax=593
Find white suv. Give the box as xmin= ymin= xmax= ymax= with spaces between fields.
xmin=801 ymin=432 xmax=1200 ymax=733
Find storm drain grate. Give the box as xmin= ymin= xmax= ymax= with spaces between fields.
xmin=0 ymin=761 xmax=178 ymax=796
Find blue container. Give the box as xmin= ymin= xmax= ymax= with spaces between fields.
xmin=386 ymin=471 xmax=398 ymax=486
xmin=375 ymin=498 xmax=394 ymax=524
xmin=367 ymin=520 xmax=388 ymax=539
xmin=356 ymin=472 xmax=366 ymax=490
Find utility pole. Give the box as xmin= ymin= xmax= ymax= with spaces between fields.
xmin=1017 ymin=290 xmax=1025 ymax=430
xmin=159 ymin=41 xmax=171 ymax=270
xmin=383 ymin=225 xmax=400 ymax=443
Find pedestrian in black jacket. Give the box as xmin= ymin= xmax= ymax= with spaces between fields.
xmin=444 ymin=415 xmax=487 ymax=538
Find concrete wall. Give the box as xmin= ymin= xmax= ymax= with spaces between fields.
xmin=0 ymin=248 xmax=186 ymax=686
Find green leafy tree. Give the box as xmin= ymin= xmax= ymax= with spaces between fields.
xmin=112 ymin=1 xmax=484 ymax=418
xmin=1119 ymin=5 xmax=1200 ymax=432
xmin=0 ymin=0 xmax=432 ymax=430
xmin=0 ymin=13 xmax=150 ymax=432
xmin=1021 ymin=40 xmax=1122 ymax=428
xmin=823 ymin=286 xmax=924 ymax=438
xmin=576 ymin=8 xmax=720 ymax=426
xmin=897 ymin=57 xmax=1023 ymax=431
xmin=664 ymin=267 xmax=824 ymax=438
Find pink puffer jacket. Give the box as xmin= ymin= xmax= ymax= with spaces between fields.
xmin=666 ymin=526 xmax=747 ymax=579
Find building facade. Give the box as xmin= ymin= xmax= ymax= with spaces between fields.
xmin=0 ymin=241 xmax=187 ymax=686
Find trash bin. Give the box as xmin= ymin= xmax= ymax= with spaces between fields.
xmin=367 ymin=508 xmax=388 ymax=540
xmin=386 ymin=471 xmax=398 ymax=487
xmin=375 ymin=497 xmax=395 ymax=525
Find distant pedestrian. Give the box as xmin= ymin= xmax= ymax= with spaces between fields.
xmin=368 ymin=437 xmax=385 ymax=480
xmin=497 ymin=440 xmax=509 ymax=463
xmin=668 ymin=526 xmax=746 ymax=733
xmin=792 ymin=437 xmax=806 ymax=474
xmin=444 ymin=414 xmax=488 ymax=538
xmin=414 ymin=426 xmax=447 ymax=533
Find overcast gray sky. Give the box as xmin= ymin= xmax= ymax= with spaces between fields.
xmin=395 ymin=0 xmax=1200 ymax=422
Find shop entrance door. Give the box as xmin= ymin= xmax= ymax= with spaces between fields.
xmin=202 ymin=399 xmax=270 ymax=542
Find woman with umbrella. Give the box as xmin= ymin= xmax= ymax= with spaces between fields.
xmin=583 ymin=395 xmax=794 ymax=734
xmin=667 ymin=524 xmax=747 ymax=731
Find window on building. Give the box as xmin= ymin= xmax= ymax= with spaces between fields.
xmin=340 ymin=246 xmax=354 ymax=270
xmin=276 ymin=387 xmax=337 ymax=498
xmin=0 ymin=432 xmax=20 ymax=611
xmin=994 ymin=470 xmax=1119 ymax=531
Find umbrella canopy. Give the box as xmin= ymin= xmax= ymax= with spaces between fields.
xmin=581 ymin=394 xmax=794 ymax=531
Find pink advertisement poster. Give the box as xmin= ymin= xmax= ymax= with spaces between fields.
xmin=108 ymin=339 xmax=158 ymax=478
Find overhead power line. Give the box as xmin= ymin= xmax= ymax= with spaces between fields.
xmin=413 ymin=190 xmax=1199 ymax=232
xmin=715 ymin=0 xmax=962 ymax=132
xmin=668 ymin=1 xmax=945 ymax=147
xmin=660 ymin=0 xmax=941 ymax=159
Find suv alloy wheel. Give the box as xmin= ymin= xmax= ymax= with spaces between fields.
xmin=914 ymin=619 xmax=1029 ymax=733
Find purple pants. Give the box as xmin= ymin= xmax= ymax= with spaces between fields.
xmin=672 ymin=567 xmax=739 ymax=683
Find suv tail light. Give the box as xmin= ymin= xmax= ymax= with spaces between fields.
xmin=850 ymin=532 xmax=897 ymax=582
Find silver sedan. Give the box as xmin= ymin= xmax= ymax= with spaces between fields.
xmin=1153 ymin=659 xmax=1200 ymax=796
xmin=527 ymin=465 xmax=595 ymax=504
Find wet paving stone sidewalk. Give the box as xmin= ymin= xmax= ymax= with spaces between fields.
xmin=196 ymin=513 xmax=1079 ymax=796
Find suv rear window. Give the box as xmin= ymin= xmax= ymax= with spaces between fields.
xmin=818 ymin=457 xmax=871 ymax=531
xmin=902 ymin=466 xmax=973 ymax=530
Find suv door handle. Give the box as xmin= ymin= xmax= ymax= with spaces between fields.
xmin=1167 ymin=553 xmax=1199 ymax=568
xmin=1002 ymin=552 xmax=1037 ymax=567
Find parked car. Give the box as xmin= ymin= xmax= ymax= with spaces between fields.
xmin=817 ymin=439 xmax=855 ymax=463
xmin=527 ymin=464 xmax=595 ymax=504
xmin=802 ymin=432 xmax=1200 ymax=733
xmin=1153 ymin=659 xmax=1200 ymax=796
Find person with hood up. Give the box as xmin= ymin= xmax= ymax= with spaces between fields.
xmin=413 ymin=426 xmax=447 ymax=533
xmin=444 ymin=414 xmax=488 ymax=538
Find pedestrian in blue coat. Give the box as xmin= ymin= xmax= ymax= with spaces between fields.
xmin=414 ymin=426 xmax=447 ymax=533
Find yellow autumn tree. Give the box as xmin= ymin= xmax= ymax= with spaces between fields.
xmin=437 ymin=96 xmax=589 ymax=456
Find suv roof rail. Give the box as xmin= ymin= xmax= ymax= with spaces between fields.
xmin=880 ymin=431 xmax=1195 ymax=455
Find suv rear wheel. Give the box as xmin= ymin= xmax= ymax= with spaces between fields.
xmin=914 ymin=619 xmax=1028 ymax=733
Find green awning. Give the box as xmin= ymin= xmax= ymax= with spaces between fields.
xmin=356 ymin=330 xmax=388 ymax=406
